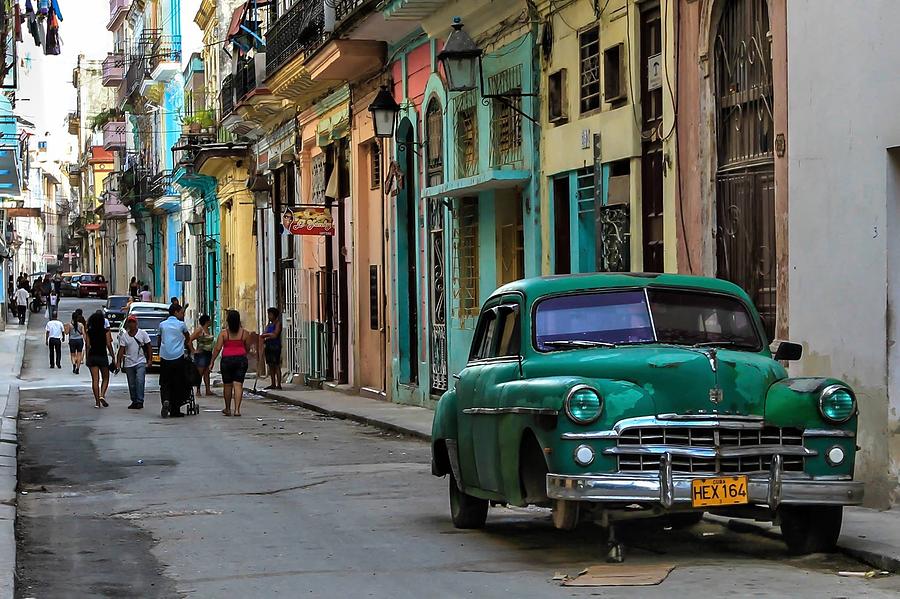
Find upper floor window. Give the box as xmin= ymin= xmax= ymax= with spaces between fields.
xmin=425 ymin=98 xmax=444 ymax=187
xmin=489 ymin=65 xmax=523 ymax=167
xmin=579 ymin=26 xmax=601 ymax=113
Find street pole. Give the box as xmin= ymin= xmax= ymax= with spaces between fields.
xmin=379 ymin=138 xmax=387 ymax=396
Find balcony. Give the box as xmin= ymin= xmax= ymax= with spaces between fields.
xmin=235 ymin=55 xmax=258 ymax=102
xmin=221 ymin=75 xmax=235 ymax=118
xmin=266 ymin=0 xmax=328 ymax=77
xmin=107 ymin=0 xmax=130 ymax=31
xmin=67 ymin=112 xmax=80 ymax=136
xmin=125 ymin=50 xmax=149 ymax=97
xmin=67 ymin=164 xmax=82 ymax=187
xmin=334 ymin=0 xmax=366 ymax=22
xmin=148 ymin=33 xmax=182 ymax=83
xmin=102 ymin=52 xmax=124 ymax=87
xmin=102 ymin=121 xmax=126 ymax=151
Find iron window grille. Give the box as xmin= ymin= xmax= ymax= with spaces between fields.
xmin=369 ymin=142 xmax=380 ymax=190
xmin=453 ymin=197 xmax=479 ymax=320
xmin=579 ymin=26 xmax=601 ymax=113
xmin=425 ymin=98 xmax=444 ymax=187
xmin=311 ymin=154 xmax=327 ymax=204
xmin=453 ymin=91 xmax=478 ymax=179
xmin=489 ymin=65 xmax=523 ymax=167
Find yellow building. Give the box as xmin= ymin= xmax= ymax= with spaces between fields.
xmin=537 ymin=0 xmax=677 ymax=275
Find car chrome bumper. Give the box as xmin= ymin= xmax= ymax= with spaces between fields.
xmin=547 ymin=457 xmax=864 ymax=508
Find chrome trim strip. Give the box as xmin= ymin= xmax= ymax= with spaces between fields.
xmin=461 ymin=407 xmax=558 ymax=416
xmin=561 ymin=430 xmax=618 ymax=440
xmin=603 ymin=445 xmax=816 ymax=458
xmin=657 ymin=413 xmax=764 ymax=422
xmin=803 ymin=429 xmax=855 ymax=438
xmin=546 ymin=473 xmax=864 ymax=506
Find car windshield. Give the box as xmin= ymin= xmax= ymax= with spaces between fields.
xmin=82 ymin=275 xmax=105 ymax=283
xmin=534 ymin=289 xmax=762 ymax=351
xmin=107 ymin=297 xmax=129 ymax=309
xmin=136 ymin=316 xmax=166 ymax=334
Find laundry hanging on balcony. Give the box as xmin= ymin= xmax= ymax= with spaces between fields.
xmin=20 ymin=0 xmax=64 ymax=52
xmin=226 ymin=0 xmax=265 ymax=54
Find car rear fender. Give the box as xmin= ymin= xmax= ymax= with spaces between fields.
xmin=431 ymin=389 xmax=459 ymax=477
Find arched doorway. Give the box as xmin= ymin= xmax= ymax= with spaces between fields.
xmin=396 ymin=117 xmax=419 ymax=385
xmin=714 ymin=0 xmax=776 ymax=339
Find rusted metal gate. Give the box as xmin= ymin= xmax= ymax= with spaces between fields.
xmin=282 ymin=264 xmax=301 ymax=381
xmin=714 ymin=0 xmax=776 ymax=339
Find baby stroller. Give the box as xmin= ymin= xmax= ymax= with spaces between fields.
xmin=161 ymin=355 xmax=201 ymax=417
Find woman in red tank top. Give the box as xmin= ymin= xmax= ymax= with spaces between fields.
xmin=211 ymin=310 xmax=251 ymax=416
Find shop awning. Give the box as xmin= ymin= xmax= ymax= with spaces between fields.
xmin=421 ymin=169 xmax=531 ymax=198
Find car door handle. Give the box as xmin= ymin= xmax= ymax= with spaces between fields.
xmin=452 ymin=373 xmax=460 ymax=381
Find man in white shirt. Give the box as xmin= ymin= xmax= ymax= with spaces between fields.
xmin=116 ymin=316 xmax=152 ymax=409
xmin=13 ymin=285 xmax=28 ymax=325
xmin=45 ymin=317 xmax=65 ymax=369
xmin=139 ymin=285 xmax=152 ymax=302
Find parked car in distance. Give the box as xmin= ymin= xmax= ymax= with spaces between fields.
xmin=103 ymin=295 xmax=130 ymax=330
xmin=60 ymin=272 xmax=82 ymax=297
xmin=77 ymin=274 xmax=108 ymax=299
xmin=430 ymin=273 xmax=863 ymax=556
xmin=126 ymin=302 xmax=169 ymax=316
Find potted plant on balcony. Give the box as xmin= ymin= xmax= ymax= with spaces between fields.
xmin=89 ymin=108 xmax=123 ymax=132
xmin=197 ymin=110 xmax=216 ymax=135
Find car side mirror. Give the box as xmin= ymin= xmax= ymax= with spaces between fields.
xmin=773 ymin=341 xmax=802 ymax=361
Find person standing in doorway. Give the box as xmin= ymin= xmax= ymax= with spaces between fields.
xmin=13 ymin=285 xmax=28 ymax=325
xmin=84 ymin=311 xmax=114 ymax=408
xmin=158 ymin=304 xmax=191 ymax=417
xmin=261 ymin=307 xmax=283 ymax=390
xmin=190 ymin=314 xmax=215 ymax=396
xmin=66 ymin=309 xmax=86 ymax=374
xmin=117 ymin=316 xmax=151 ymax=409
xmin=45 ymin=315 xmax=65 ymax=369
xmin=211 ymin=310 xmax=251 ymax=417
xmin=129 ymin=276 xmax=138 ymax=299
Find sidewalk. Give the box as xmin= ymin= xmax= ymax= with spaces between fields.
xmin=256 ymin=381 xmax=900 ymax=574
xmin=0 ymin=318 xmax=29 ymax=598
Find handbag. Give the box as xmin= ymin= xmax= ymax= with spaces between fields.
xmin=182 ymin=354 xmax=201 ymax=387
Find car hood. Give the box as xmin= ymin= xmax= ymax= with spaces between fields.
xmin=529 ymin=345 xmax=786 ymax=416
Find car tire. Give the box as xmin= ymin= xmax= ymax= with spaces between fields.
xmin=779 ymin=505 xmax=842 ymax=554
xmin=449 ymin=472 xmax=488 ymax=529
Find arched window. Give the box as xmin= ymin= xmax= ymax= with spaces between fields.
xmin=714 ymin=0 xmax=776 ymax=339
xmin=425 ymin=98 xmax=444 ymax=187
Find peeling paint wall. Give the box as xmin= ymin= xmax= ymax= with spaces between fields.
xmin=787 ymin=0 xmax=900 ymax=507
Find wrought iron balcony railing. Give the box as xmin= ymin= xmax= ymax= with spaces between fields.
xmin=334 ymin=0 xmax=367 ymax=22
xmin=149 ymin=33 xmax=182 ymax=73
xmin=221 ymin=75 xmax=235 ymax=117
xmin=235 ymin=55 xmax=257 ymax=102
xmin=102 ymin=52 xmax=125 ymax=86
xmin=266 ymin=0 xmax=327 ymax=77
xmin=147 ymin=170 xmax=176 ymax=198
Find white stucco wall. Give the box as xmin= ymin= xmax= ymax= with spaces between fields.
xmin=787 ymin=0 xmax=900 ymax=506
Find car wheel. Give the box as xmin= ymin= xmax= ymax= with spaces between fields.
xmin=779 ymin=505 xmax=842 ymax=554
xmin=449 ymin=472 xmax=488 ymax=529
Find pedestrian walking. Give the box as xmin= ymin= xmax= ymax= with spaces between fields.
xmin=211 ymin=310 xmax=251 ymax=417
xmin=158 ymin=303 xmax=191 ymax=417
xmin=261 ymin=307 xmax=283 ymax=390
xmin=66 ymin=308 xmax=86 ymax=374
xmin=139 ymin=284 xmax=152 ymax=302
xmin=190 ymin=314 xmax=215 ymax=396
xmin=116 ymin=315 xmax=151 ymax=410
xmin=13 ymin=285 xmax=28 ymax=324
xmin=84 ymin=311 xmax=114 ymax=408
xmin=47 ymin=289 xmax=59 ymax=320
xmin=45 ymin=315 xmax=65 ymax=369
xmin=128 ymin=276 xmax=138 ymax=299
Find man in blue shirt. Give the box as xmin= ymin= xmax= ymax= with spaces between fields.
xmin=158 ymin=304 xmax=191 ymax=417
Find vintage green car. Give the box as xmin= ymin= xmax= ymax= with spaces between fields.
xmin=431 ymin=273 xmax=863 ymax=555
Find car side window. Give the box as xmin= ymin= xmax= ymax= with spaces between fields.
xmin=470 ymin=310 xmax=498 ymax=361
xmin=495 ymin=305 xmax=521 ymax=357
xmin=469 ymin=304 xmax=521 ymax=362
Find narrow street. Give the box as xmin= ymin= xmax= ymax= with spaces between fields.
xmin=9 ymin=304 xmax=898 ymax=598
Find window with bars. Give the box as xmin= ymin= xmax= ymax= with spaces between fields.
xmin=454 ymin=91 xmax=478 ymax=179
xmin=489 ymin=65 xmax=523 ymax=167
xmin=580 ymin=26 xmax=601 ymax=113
xmin=426 ymin=98 xmax=444 ymax=187
xmin=576 ymin=167 xmax=597 ymax=272
xmin=369 ymin=142 xmax=380 ymax=190
xmin=454 ymin=197 xmax=479 ymax=319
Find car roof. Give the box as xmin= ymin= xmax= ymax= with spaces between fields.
xmin=127 ymin=302 xmax=169 ymax=312
xmin=107 ymin=295 xmax=130 ymax=300
xmin=493 ymin=273 xmax=753 ymax=304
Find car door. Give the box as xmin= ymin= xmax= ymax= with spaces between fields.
xmin=456 ymin=297 xmax=523 ymax=494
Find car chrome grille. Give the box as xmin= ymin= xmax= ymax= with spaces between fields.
xmin=616 ymin=426 xmax=805 ymax=474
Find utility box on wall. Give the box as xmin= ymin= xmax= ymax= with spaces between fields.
xmin=175 ymin=263 xmax=192 ymax=282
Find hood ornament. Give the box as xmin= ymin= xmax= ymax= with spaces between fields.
xmin=705 ymin=348 xmax=723 ymax=404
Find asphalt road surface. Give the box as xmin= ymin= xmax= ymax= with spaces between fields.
xmin=14 ymin=301 xmax=900 ymax=597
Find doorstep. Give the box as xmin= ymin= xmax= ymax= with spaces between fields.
xmin=255 ymin=383 xmax=433 ymax=441
xmin=705 ymin=506 xmax=900 ymax=573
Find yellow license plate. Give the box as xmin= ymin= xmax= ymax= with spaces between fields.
xmin=691 ymin=476 xmax=749 ymax=507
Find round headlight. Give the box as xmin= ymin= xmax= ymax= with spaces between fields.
xmin=565 ymin=386 xmax=603 ymax=424
xmin=818 ymin=385 xmax=856 ymax=423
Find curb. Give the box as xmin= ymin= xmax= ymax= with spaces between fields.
xmin=704 ymin=514 xmax=900 ymax=574
xmin=11 ymin=332 xmax=25 ymax=380
xmin=255 ymin=390 xmax=432 ymax=442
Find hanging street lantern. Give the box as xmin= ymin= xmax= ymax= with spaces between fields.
xmin=368 ymin=85 xmax=401 ymax=139
xmin=437 ymin=17 xmax=483 ymax=93
xmin=185 ymin=210 xmax=205 ymax=236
